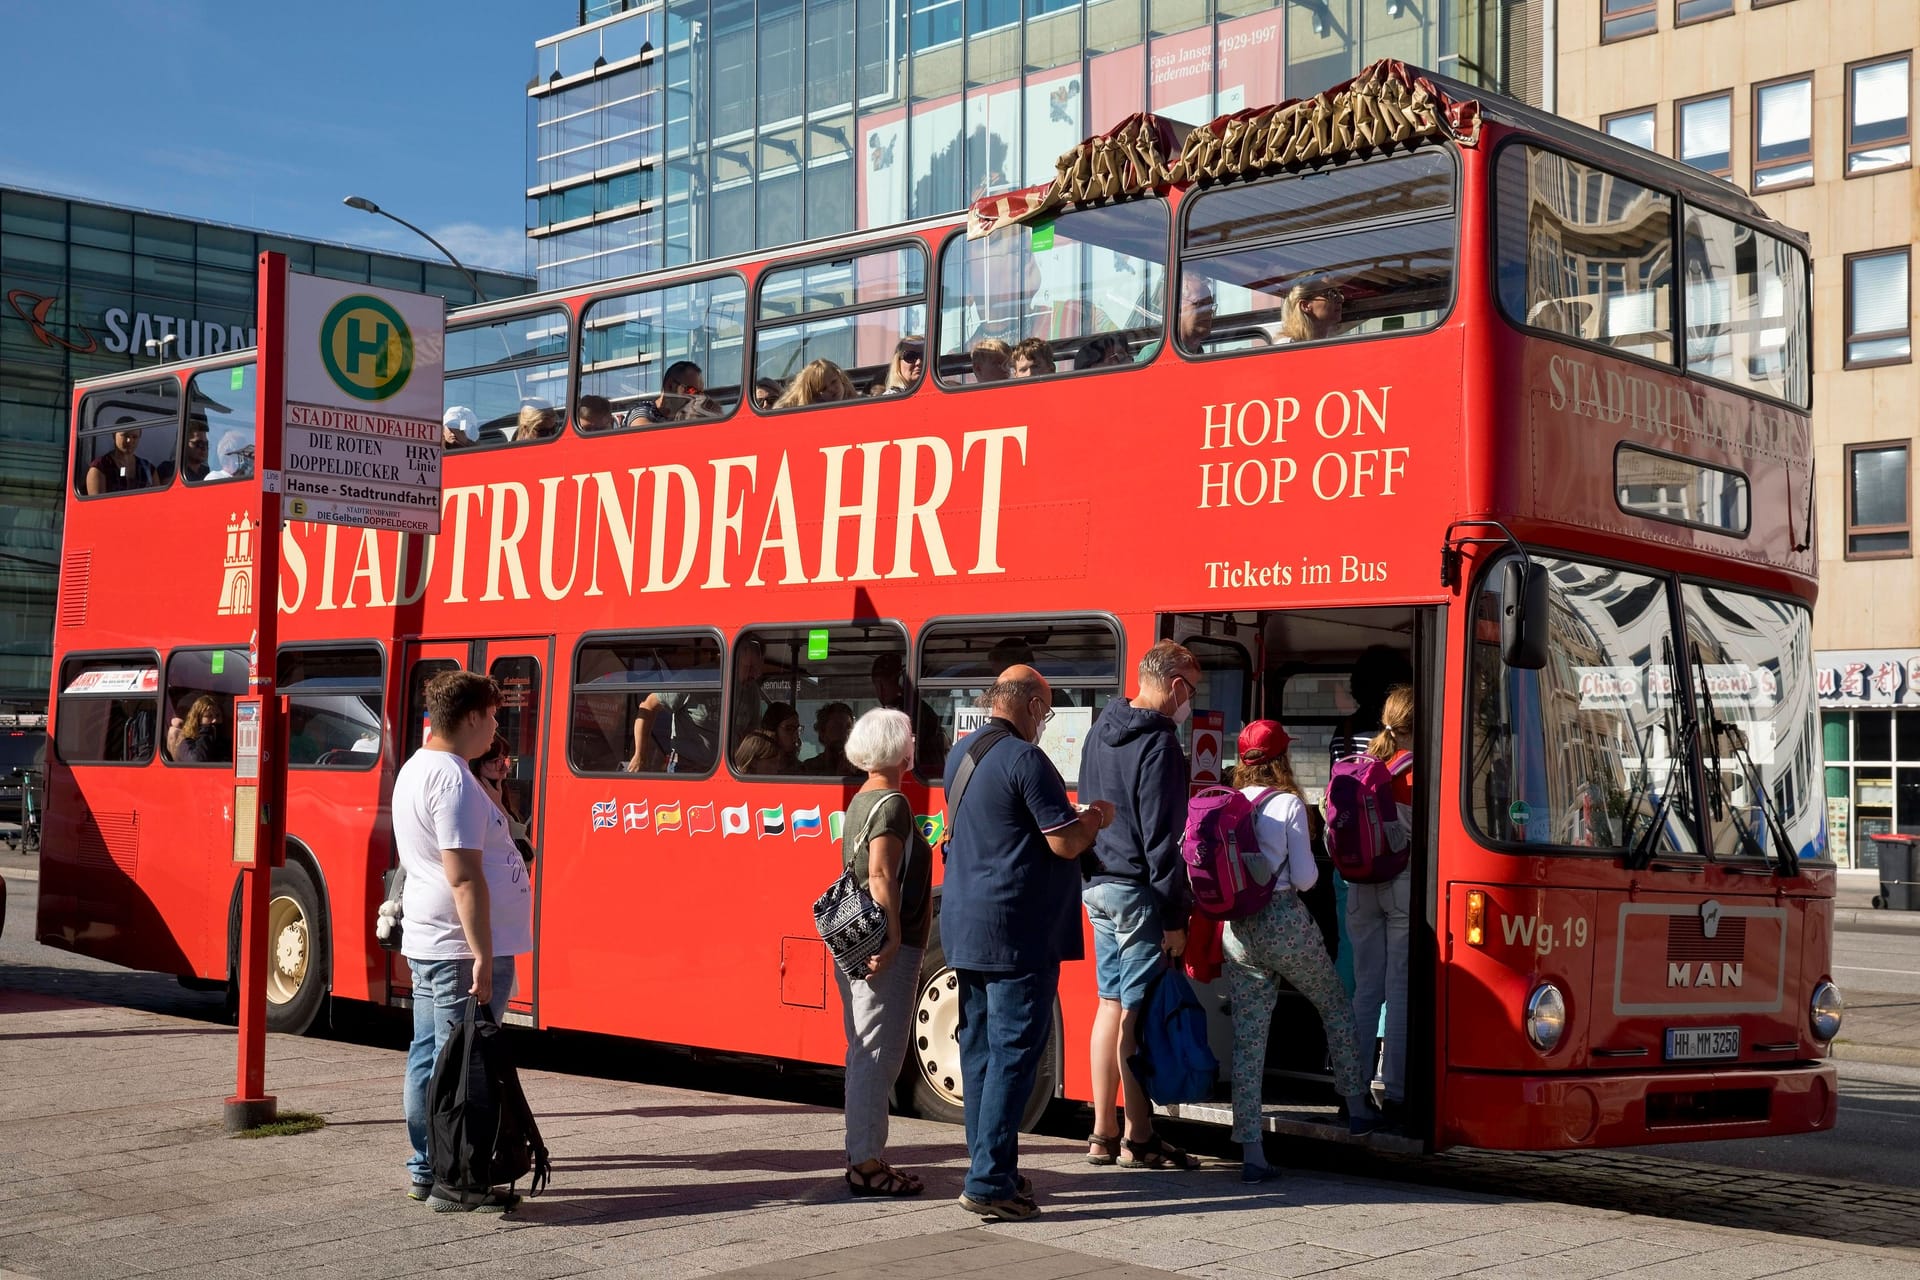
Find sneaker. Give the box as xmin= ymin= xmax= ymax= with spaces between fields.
xmin=429 ymin=1188 xmax=523 ymax=1214
xmin=957 ymin=1191 xmax=1040 ymax=1221
xmin=406 ymin=1180 xmax=435 ymax=1202
xmin=1240 ymin=1162 xmax=1283 ymax=1185
xmin=1348 ymin=1103 xmax=1384 ymax=1136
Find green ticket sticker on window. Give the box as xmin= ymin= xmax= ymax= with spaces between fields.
xmin=211 ymin=652 xmax=225 ymax=675
xmin=1029 ymin=221 xmax=1056 ymax=253
xmin=807 ymin=629 xmax=829 ymax=661
xmin=230 ymin=367 xmax=245 ymax=391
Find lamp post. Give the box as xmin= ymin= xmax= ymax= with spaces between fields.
xmin=144 ymin=333 xmax=178 ymax=361
xmin=342 ymin=195 xmax=489 ymax=303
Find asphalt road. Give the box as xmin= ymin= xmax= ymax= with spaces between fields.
xmin=1834 ymin=925 xmax=1920 ymax=999
xmin=5 ymin=861 xmax=1920 ymax=1252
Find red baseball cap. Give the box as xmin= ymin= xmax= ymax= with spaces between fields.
xmin=1237 ymin=720 xmax=1292 ymax=764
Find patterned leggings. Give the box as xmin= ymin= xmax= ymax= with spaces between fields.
xmin=1223 ymin=889 xmax=1367 ymax=1143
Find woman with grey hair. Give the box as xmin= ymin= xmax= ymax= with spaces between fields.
xmin=836 ymin=705 xmax=932 ymax=1197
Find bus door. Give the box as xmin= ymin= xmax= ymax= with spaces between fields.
xmin=392 ymin=641 xmax=473 ymax=1005
xmin=473 ymin=638 xmax=553 ymax=1024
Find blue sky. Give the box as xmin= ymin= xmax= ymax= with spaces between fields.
xmin=3 ymin=2 xmax=576 ymax=275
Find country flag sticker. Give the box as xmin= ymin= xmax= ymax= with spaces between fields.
xmin=655 ymin=801 xmax=684 ymax=832
xmin=592 ymin=800 xmax=617 ymax=830
xmin=792 ymin=806 xmax=823 ymax=839
xmin=623 ymin=800 xmax=649 ymax=832
xmin=916 ymin=813 xmax=946 ymax=846
xmin=828 ymin=810 xmax=845 ymax=841
xmin=722 ymin=804 xmax=751 ymax=837
xmin=687 ymin=801 xmax=717 ymax=834
xmin=759 ymin=806 xmax=785 ymax=838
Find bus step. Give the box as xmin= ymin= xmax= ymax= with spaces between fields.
xmin=1157 ymin=1100 xmax=1423 ymax=1152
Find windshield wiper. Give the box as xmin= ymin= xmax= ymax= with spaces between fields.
xmin=1690 ymin=642 xmax=1800 ymax=878
xmin=1624 ymin=641 xmax=1693 ymax=870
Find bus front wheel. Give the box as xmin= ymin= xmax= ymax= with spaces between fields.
xmin=897 ymin=929 xmax=1058 ymax=1133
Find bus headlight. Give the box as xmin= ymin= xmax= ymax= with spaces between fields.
xmin=1525 ymin=983 xmax=1568 ymax=1052
xmin=1810 ymin=981 xmax=1844 ymax=1041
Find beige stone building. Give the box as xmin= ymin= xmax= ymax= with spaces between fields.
xmin=1559 ymin=0 xmax=1918 ymax=866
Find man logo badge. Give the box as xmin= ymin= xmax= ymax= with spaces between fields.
xmin=1700 ymin=899 xmax=1722 ymax=940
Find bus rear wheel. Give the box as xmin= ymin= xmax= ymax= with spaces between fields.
xmin=231 ymin=861 xmax=328 ymax=1036
xmin=897 ymin=929 xmax=1058 ymax=1132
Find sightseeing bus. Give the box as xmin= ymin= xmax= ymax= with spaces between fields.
xmin=33 ymin=62 xmax=1840 ymax=1152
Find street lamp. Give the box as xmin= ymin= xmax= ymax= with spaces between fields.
xmin=341 ymin=195 xmax=489 ymax=303
xmin=144 ymin=334 xmax=178 ymax=361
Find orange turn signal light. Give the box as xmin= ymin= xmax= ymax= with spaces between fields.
xmin=1466 ymin=890 xmax=1486 ymax=947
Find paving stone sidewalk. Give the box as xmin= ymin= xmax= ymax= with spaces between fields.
xmin=2 ymin=990 xmax=1916 ymax=1280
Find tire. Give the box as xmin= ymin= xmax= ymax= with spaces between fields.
xmin=896 ymin=924 xmax=1060 ymax=1132
xmin=238 ymin=859 xmax=328 ymax=1036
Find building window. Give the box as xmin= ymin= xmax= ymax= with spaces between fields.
xmin=1677 ymin=92 xmax=1733 ymax=178
xmin=1847 ymin=54 xmax=1911 ymax=175
xmin=1844 ymin=249 xmax=1911 ymax=368
xmin=1752 ymin=75 xmax=1814 ymax=191
xmin=1846 ymin=442 xmax=1911 ymax=559
xmin=1602 ymin=107 xmax=1656 ymax=153
xmin=1602 ymin=0 xmax=1657 ymax=42
xmin=1823 ymin=708 xmax=1920 ymax=870
xmin=1675 ymin=0 xmax=1731 ymax=24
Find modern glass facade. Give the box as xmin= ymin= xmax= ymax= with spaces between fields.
xmin=531 ymin=0 xmax=1543 ymax=289
xmin=0 ymin=186 xmax=531 ymax=711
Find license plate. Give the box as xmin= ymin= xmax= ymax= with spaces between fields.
xmin=1665 ymin=1026 xmax=1740 ymax=1061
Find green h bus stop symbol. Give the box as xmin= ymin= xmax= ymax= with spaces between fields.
xmin=319 ymin=295 xmax=414 ymax=401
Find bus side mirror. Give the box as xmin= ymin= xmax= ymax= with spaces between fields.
xmin=1502 ymin=560 xmax=1550 ymax=671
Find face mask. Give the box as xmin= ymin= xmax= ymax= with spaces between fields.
xmin=1171 ymin=695 xmax=1193 ymax=727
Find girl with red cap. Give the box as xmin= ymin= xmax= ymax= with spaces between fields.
xmin=1225 ymin=720 xmax=1380 ymax=1182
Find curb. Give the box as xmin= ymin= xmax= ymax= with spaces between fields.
xmin=1834 ymin=908 xmax=1920 ymax=936
xmin=1829 ymin=1041 xmax=1920 ymax=1069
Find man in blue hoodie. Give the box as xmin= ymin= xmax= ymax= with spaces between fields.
xmin=1077 ymin=639 xmax=1203 ymax=1171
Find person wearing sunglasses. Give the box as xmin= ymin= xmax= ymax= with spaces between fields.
xmin=881 ymin=337 xmax=924 ymax=394
xmin=1279 ymin=277 xmax=1347 ymax=343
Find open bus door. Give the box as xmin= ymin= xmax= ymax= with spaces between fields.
xmin=1156 ymin=606 xmax=1440 ymax=1150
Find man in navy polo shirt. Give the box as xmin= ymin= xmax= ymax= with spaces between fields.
xmin=941 ymin=665 xmax=1111 ymax=1221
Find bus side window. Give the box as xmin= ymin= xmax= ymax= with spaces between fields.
xmin=569 ymin=633 xmax=724 ymax=776
xmin=731 ymin=624 xmax=909 ymax=780
xmin=74 ymin=381 xmax=179 ymax=498
xmin=755 ymin=246 xmax=926 ymax=402
xmin=161 ymin=646 xmax=249 ymax=765
xmin=54 ymin=654 xmax=161 ymax=765
xmin=936 ymin=202 xmax=1168 ymax=385
xmin=579 ymin=277 xmax=746 ymax=430
xmin=277 ymin=644 xmax=386 ymax=770
xmin=490 ymin=655 xmax=541 ymax=841
xmin=444 ymin=308 xmax=574 ymax=447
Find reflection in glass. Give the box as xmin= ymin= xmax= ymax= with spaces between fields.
xmin=1615 ymin=446 xmax=1750 ymax=533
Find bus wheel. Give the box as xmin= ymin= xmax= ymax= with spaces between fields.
xmin=261 ymin=862 xmax=327 ymax=1035
xmin=898 ymin=931 xmax=1057 ymax=1132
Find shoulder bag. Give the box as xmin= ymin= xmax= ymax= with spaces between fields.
xmin=812 ymin=797 xmax=905 ymax=980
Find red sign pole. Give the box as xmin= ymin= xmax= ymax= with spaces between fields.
xmin=226 ymin=252 xmax=289 ymax=1131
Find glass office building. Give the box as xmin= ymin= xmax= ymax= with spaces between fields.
xmin=0 ymin=186 xmax=531 ymax=711
xmin=529 ymin=0 xmax=1543 ymax=288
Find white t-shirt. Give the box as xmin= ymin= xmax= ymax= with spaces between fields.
xmin=1240 ymin=787 xmax=1320 ymax=894
xmin=394 ymin=748 xmax=533 ymax=960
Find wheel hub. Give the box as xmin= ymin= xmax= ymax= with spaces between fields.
xmin=265 ymin=894 xmax=309 ymax=1005
xmin=913 ymin=966 xmax=964 ymax=1106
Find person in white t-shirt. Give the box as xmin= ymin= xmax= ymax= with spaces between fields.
xmin=396 ymin=670 xmax=533 ymax=1210
xmin=1222 ymin=720 xmax=1380 ymax=1185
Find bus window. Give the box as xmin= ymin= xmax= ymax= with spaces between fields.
xmin=579 ymin=276 xmax=745 ymax=428
xmin=184 ymin=365 xmax=256 ymax=484
xmin=1680 ymin=584 xmax=1822 ymax=863
xmin=74 ymin=380 xmax=179 ymax=497
xmin=570 ymin=633 xmax=723 ymax=776
xmin=1680 ymin=206 xmax=1810 ymax=407
xmin=1494 ymin=145 xmax=1675 ymax=366
xmin=937 ymin=200 xmax=1169 ymax=382
xmin=754 ymin=246 xmax=926 ymax=404
xmin=915 ymin=618 xmax=1123 ymax=786
xmin=405 ymin=659 xmax=462 ymax=757
xmin=277 ymin=644 xmax=385 ymax=770
xmin=443 ymin=308 xmax=572 ymax=447
xmin=490 ymin=655 xmax=541 ymax=837
xmin=1179 ymin=150 xmax=1455 ymax=356
xmin=733 ymin=624 xmax=908 ymax=779
xmin=1466 ymin=556 xmax=1700 ymax=855
xmin=55 ymin=654 xmax=160 ymax=765
xmin=162 ymin=646 xmax=248 ymax=765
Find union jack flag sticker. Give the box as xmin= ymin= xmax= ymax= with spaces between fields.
xmin=591 ymin=799 xmax=618 ymax=830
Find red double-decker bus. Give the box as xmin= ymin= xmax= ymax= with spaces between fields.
xmin=32 ymin=64 xmax=1840 ymax=1151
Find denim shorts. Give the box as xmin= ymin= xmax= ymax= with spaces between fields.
xmin=1083 ymin=879 xmax=1164 ymax=1009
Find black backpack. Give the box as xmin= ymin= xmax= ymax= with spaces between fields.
xmin=428 ymin=997 xmax=551 ymax=1204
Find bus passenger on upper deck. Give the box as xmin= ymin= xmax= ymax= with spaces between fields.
xmin=1176 ymin=275 xmax=1216 ymax=350
xmin=774 ymin=360 xmax=856 ymax=407
xmin=1279 ymin=278 xmax=1346 ymax=344
xmin=207 ymin=430 xmax=254 ymax=481
xmin=635 ymin=362 xmax=705 ymax=423
xmin=880 ymin=338 xmax=924 ymax=393
xmin=752 ymin=378 xmax=783 ymax=411
xmin=1073 ymin=335 xmax=1131 ymax=369
xmin=442 ymin=406 xmax=478 ymax=450
xmin=177 ymin=418 xmax=211 ymax=482
xmin=970 ymin=339 xmax=1012 ymax=383
xmin=85 ymin=425 xmax=155 ymax=495
xmin=576 ymin=394 xmax=618 ymax=433
xmin=1011 ymin=338 xmax=1054 ymax=378
xmin=513 ymin=400 xmax=562 ymax=441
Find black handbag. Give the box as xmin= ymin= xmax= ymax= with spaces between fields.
xmin=812 ymin=803 xmax=892 ymax=979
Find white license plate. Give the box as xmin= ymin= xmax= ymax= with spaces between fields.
xmin=1665 ymin=1026 xmax=1740 ymax=1061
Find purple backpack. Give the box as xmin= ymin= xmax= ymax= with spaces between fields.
xmin=1182 ymin=787 xmax=1278 ymax=921
xmin=1323 ymin=754 xmax=1412 ymax=884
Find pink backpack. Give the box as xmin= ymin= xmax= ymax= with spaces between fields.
xmin=1182 ymin=787 xmax=1278 ymax=921
xmin=1323 ymin=754 xmax=1412 ymax=884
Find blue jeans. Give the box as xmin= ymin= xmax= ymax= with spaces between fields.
xmin=955 ymin=964 xmax=1057 ymax=1202
xmin=1083 ymin=880 xmax=1164 ymax=1009
xmin=404 ymin=955 xmax=518 ymax=1184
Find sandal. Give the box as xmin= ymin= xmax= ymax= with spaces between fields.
xmin=845 ymin=1161 xmax=924 ymax=1197
xmin=1086 ymin=1132 xmax=1121 ymax=1166
xmin=1119 ymin=1133 xmax=1200 ymax=1171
